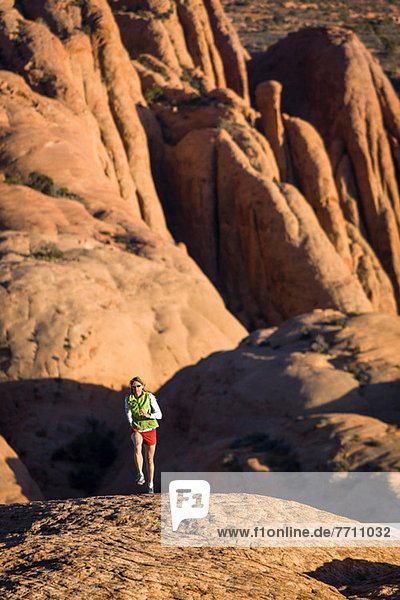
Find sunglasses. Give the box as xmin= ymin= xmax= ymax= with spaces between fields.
xmin=131 ymin=384 xmax=142 ymax=388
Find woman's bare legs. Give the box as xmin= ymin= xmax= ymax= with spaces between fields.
xmin=131 ymin=431 xmax=144 ymax=476
xmin=144 ymin=443 xmax=156 ymax=486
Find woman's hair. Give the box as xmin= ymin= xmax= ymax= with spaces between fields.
xmin=129 ymin=376 xmax=147 ymax=391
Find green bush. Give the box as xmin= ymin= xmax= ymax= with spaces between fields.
xmin=332 ymin=459 xmax=352 ymax=472
xmin=28 ymin=171 xmax=81 ymax=200
xmin=28 ymin=171 xmax=55 ymax=195
xmin=32 ymin=245 xmax=64 ymax=261
xmin=5 ymin=175 xmax=24 ymax=185
xmin=137 ymin=58 xmax=169 ymax=79
xmin=143 ymin=85 xmax=165 ymax=105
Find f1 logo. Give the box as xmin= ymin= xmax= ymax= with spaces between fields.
xmin=169 ymin=480 xmax=210 ymax=531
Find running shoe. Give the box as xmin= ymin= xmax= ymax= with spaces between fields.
xmin=147 ymin=483 xmax=154 ymax=494
xmin=136 ymin=472 xmax=145 ymax=485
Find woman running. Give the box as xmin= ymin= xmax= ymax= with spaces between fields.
xmin=124 ymin=376 xmax=162 ymax=494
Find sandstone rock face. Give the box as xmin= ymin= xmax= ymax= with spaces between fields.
xmin=110 ymin=0 xmax=249 ymax=99
xmin=140 ymin=21 xmax=399 ymax=325
xmin=0 ymin=230 xmax=244 ymax=389
xmin=158 ymin=310 xmax=400 ymax=474
xmin=0 ymin=226 xmax=245 ymax=499
xmin=255 ymin=80 xmax=292 ymax=182
xmin=0 ymin=0 xmax=249 ymax=501
xmin=249 ymin=27 xmax=400 ymax=312
xmin=1 ymin=494 xmax=400 ymax=599
xmin=0 ymin=0 xmax=399 ymax=505
xmin=165 ymin=128 xmax=373 ymax=326
xmin=3 ymin=2 xmax=397 ymax=333
xmin=203 ymin=0 xmax=249 ymax=101
xmin=282 ymin=114 xmax=352 ymax=266
xmin=0 ymin=435 xmax=43 ymax=503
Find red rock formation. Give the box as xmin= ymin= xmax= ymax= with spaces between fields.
xmin=0 ymin=0 xmax=399 ymax=503
xmin=158 ymin=309 xmax=400 ymax=475
xmin=249 ymin=27 xmax=400 ymax=310
xmin=282 ymin=112 xmax=397 ymax=313
xmin=203 ymin=0 xmax=249 ymax=101
xmin=0 ymin=0 xmax=248 ymax=500
xmin=11 ymin=0 xmax=169 ymax=237
xmin=165 ymin=126 xmax=372 ymax=326
xmin=255 ymin=80 xmax=292 ymax=182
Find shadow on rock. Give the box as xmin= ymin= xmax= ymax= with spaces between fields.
xmin=0 ymin=501 xmax=65 ymax=547
xmin=307 ymin=557 xmax=400 ymax=598
xmin=0 ymin=378 xmax=128 ymax=500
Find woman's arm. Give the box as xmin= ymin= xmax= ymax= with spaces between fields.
xmin=149 ymin=393 xmax=162 ymax=419
xmin=124 ymin=396 xmax=133 ymax=425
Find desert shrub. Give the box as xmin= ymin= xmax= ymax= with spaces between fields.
xmin=32 ymin=245 xmax=64 ymax=261
xmin=176 ymin=93 xmax=206 ymax=108
xmin=144 ymin=84 xmax=165 ymax=105
xmin=5 ymin=175 xmax=24 ymax=185
xmin=11 ymin=20 xmax=26 ymax=43
xmin=137 ymin=57 xmax=169 ymax=78
xmin=134 ymin=9 xmax=149 ymax=18
xmin=154 ymin=8 xmax=173 ymax=21
xmin=27 ymin=171 xmax=81 ymax=200
xmin=28 ymin=171 xmax=55 ymax=195
xmin=112 ymin=233 xmax=144 ymax=254
xmin=364 ymin=439 xmax=383 ymax=447
xmin=181 ymin=68 xmax=201 ymax=93
xmin=272 ymin=175 xmax=284 ymax=191
xmin=216 ymin=117 xmax=235 ymax=135
xmin=346 ymin=362 xmax=370 ymax=384
xmin=334 ymin=316 xmax=348 ymax=328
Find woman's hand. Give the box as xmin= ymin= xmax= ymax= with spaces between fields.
xmin=139 ymin=408 xmax=151 ymax=418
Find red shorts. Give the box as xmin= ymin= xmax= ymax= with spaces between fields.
xmin=131 ymin=428 xmax=157 ymax=446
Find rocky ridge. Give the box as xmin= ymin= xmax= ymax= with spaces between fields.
xmin=158 ymin=309 xmax=400 ymax=477
xmin=1 ymin=494 xmax=400 ymax=599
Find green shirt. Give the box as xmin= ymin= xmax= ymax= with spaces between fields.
xmin=125 ymin=391 xmax=159 ymax=431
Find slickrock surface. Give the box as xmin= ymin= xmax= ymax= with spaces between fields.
xmin=158 ymin=309 xmax=400 ymax=474
xmin=1 ymin=494 xmax=400 ymax=599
